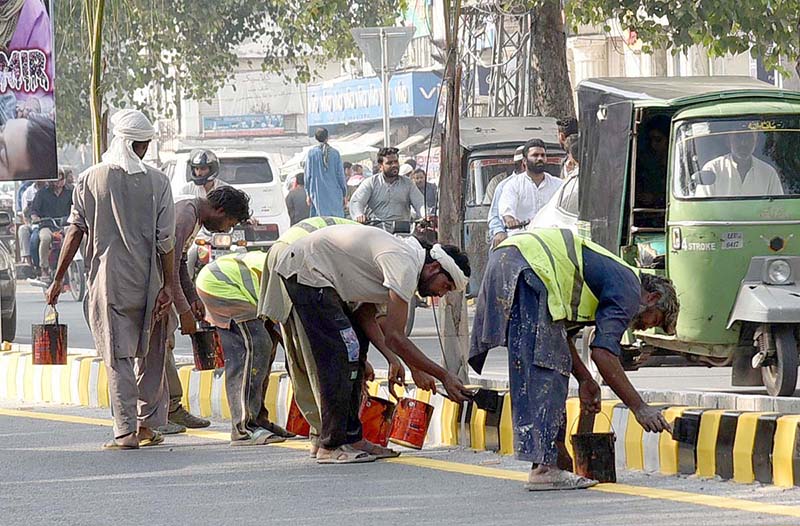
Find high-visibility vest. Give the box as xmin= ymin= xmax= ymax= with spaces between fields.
xmin=196 ymin=251 xmax=268 ymax=305
xmin=498 ymin=228 xmax=637 ymax=323
xmin=277 ymin=216 xmax=358 ymax=245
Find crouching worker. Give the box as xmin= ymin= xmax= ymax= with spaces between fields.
xmin=471 ymin=228 xmax=679 ymax=491
xmin=195 ymin=250 xmax=295 ymax=445
xmin=264 ymin=223 xmax=474 ymax=465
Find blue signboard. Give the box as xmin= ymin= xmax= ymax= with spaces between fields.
xmin=202 ymin=114 xmax=285 ymax=137
xmin=307 ymin=71 xmax=441 ymax=127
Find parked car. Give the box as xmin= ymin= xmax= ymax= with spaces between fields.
xmin=162 ymin=150 xmax=290 ymax=250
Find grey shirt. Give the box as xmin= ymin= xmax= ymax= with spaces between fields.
xmin=349 ymin=173 xmax=425 ymax=222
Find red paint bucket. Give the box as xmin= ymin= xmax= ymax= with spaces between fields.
xmin=359 ymin=396 xmax=395 ymax=447
xmin=32 ymin=307 xmax=67 ymax=365
xmin=389 ymin=398 xmax=433 ymax=450
xmin=191 ymin=327 xmax=224 ymax=370
xmin=285 ymin=396 xmax=311 ymax=437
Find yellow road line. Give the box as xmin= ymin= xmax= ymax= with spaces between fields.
xmin=2 ymin=407 xmax=800 ymax=519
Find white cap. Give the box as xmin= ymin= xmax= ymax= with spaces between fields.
xmin=399 ymin=163 xmax=414 ymax=177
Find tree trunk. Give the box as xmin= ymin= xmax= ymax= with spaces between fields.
xmin=88 ymin=0 xmax=106 ymax=163
xmin=437 ymin=0 xmax=470 ymax=383
xmin=529 ymin=1 xmax=575 ymax=118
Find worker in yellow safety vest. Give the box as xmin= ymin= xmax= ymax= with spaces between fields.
xmin=195 ymin=250 xmax=293 ymax=445
xmin=470 ymin=228 xmax=679 ymax=491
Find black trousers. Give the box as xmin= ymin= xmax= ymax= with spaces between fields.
xmin=283 ymin=277 xmax=368 ymax=449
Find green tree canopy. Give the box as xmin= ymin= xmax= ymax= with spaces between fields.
xmin=55 ymin=0 xmax=401 ymax=147
xmin=566 ymin=0 xmax=800 ymax=71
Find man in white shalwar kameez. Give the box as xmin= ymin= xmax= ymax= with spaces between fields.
xmin=47 ymin=109 xmax=176 ymax=449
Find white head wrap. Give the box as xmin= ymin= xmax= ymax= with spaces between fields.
xmin=101 ymin=109 xmax=155 ymax=174
xmin=430 ymin=243 xmax=469 ymax=291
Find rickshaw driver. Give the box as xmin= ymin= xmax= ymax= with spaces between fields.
xmin=695 ymin=130 xmax=784 ymax=197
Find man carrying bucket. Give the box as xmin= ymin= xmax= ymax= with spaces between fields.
xmin=263 ymin=223 xmax=473 ymax=464
xmin=160 ymin=187 xmax=252 ymax=434
xmin=470 ymin=228 xmax=679 ymax=490
xmin=46 ymin=109 xmax=175 ymax=450
xmin=195 ymin=250 xmax=294 ymax=445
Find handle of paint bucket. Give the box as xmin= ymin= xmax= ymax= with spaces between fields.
xmin=43 ymin=305 xmax=59 ymax=326
xmin=569 ymin=409 xmax=615 ymax=436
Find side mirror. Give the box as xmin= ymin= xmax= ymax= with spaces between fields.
xmin=0 ymin=211 xmax=12 ymax=228
xmin=691 ymin=170 xmax=716 ymax=186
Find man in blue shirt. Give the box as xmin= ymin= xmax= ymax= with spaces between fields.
xmin=305 ymin=128 xmax=347 ymax=217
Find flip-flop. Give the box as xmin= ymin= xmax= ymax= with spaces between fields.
xmin=316 ymin=445 xmax=376 ymax=465
xmin=138 ymin=431 xmax=164 ymax=448
xmin=524 ymin=470 xmax=598 ymax=491
xmin=103 ymin=439 xmax=139 ymax=450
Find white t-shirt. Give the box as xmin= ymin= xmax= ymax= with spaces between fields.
xmin=696 ymin=154 xmax=784 ymax=197
xmin=177 ymin=178 xmax=228 ymax=200
xmin=274 ymin=224 xmax=425 ymax=304
xmin=497 ymin=172 xmax=563 ymax=233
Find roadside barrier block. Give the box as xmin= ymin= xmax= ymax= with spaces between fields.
xmin=672 ymin=408 xmax=705 ymax=475
xmin=178 ymin=365 xmax=193 ymax=410
xmin=772 ymin=415 xmax=800 ymax=488
xmin=715 ymin=411 xmax=742 ymax=480
xmin=732 ymin=412 xmax=775 ymax=484
xmin=754 ymin=413 xmax=782 ymax=484
xmin=498 ymin=393 xmax=514 ymax=456
xmin=696 ymin=409 xmax=726 ymax=478
xmin=611 ymin=405 xmax=630 ymax=470
xmin=659 ymin=407 xmax=694 ymax=475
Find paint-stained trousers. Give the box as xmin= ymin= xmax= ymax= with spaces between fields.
xmin=220 ymin=319 xmax=277 ymax=441
xmin=507 ymin=269 xmax=570 ymax=466
xmin=105 ymin=316 xmax=169 ymax=439
xmin=281 ymin=310 xmax=324 ymax=436
xmin=282 ymin=276 xmax=367 ymax=450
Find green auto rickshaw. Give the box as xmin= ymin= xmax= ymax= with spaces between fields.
xmin=577 ymin=76 xmax=800 ymax=396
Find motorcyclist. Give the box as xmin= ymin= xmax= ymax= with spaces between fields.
xmin=181 ymin=149 xmax=227 ymax=198
xmin=349 ymin=146 xmax=425 ymax=228
xmin=30 ymin=167 xmax=72 ymax=279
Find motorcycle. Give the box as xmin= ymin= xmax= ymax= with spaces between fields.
xmin=28 ymin=217 xmax=86 ymax=302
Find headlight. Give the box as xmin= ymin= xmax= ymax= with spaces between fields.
xmin=767 ymin=259 xmax=792 ymax=285
xmin=211 ymin=233 xmax=232 ymax=249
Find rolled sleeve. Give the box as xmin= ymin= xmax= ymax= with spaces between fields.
xmin=582 ymin=248 xmax=641 ymax=357
xmin=348 ymin=177 xmax=371 ymax=218
xmin=155 ymin=181 xmax=176 ymax=255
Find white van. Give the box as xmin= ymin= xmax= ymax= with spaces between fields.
xmin=162 ymin=150 xmax=290 ymax=248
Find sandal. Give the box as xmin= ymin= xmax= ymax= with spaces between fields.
xmin=230 ymin=428 xmax=286 ymax=447
xmin=102 ymin=439 xmax=139 ymax=450
xmin=316 ymin=444 xmax=376 ymax=465
xmin=138 ymin=430 xmax=165 ymax=448
xmin=353 ymin=440 xmax=400 ymax=459
xmin=524 ymin=469 xmax=598 ymax=491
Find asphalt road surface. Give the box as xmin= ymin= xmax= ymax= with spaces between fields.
xmin=0 ymin=402 xmax=799 ymax=526
xmin=14 ymin=282 xmax=799 ymax=396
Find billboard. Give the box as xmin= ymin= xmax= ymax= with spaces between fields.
xmin=0 ymin=0 xmax=56 ymax=181
xmin=307 ymin=71 xmax=441 ymax=127
xmin=202 ymin=114 xmax=285 ymax=138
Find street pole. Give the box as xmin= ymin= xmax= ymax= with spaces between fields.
xmin=381 ymin=27 xmax=391 ymax=147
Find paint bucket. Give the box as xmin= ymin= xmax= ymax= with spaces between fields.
xmin=359 ymin=396 xmax=395 ymax=447
xmin=389 ymin=397 xmax=434 ymax=450
xmin=570 ymin=413 xmax=616 ymax=483
xmin=285 ymin=396 xmax=311 ymax=437
xmin=32 ymin=306 xmax=67 ymax=365
xmin=191 ymin=326 xmax=224 ymax=370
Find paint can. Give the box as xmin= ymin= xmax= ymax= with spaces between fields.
xmin=570 ymin=413 xmax=617 ymax=483
xmin=285 ymin=396 xmax=311 ymax=437
xmin=32 ymin=306 xmax=67 ymax=365
xmin=359 ymin=396 xmax=395 ymax=447
xmin=389 ymin=398 xmax=433 ymax=450
xmin=191 ymin=326 xmax=224 ymax=370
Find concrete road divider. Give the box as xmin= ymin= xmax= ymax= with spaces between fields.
xmin=1 ymin=349 xmax=799 ymax=488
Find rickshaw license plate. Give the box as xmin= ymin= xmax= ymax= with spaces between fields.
xmin=722 ymin=232 xmax=743 ymax=250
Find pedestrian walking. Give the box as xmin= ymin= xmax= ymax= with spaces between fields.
xmin=46 ymin=109 xmax=175 ymax=450
xmin=285 ymin=172 xmax=310 ymax=225
xmin=305 ymin=127 xmax=347 ymax=217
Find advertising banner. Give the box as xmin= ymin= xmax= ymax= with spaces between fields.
xmin=0 ymin=0 xmax=56 ymax=181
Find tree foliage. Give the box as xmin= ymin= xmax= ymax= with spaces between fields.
xmin=54 ymin=0 xmax=400 ymax=147
xmin=566 ymin=0 xmax=800 ymax=71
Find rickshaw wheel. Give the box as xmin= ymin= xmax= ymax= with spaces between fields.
xmin=761 ymin=325 xmax=799 ymax=397
xmin=579 ymin=327 xmax=604 ymax=384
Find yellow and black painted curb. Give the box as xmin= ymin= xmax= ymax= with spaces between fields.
xmin=1 ymin=349 xmax=799 ymax=488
